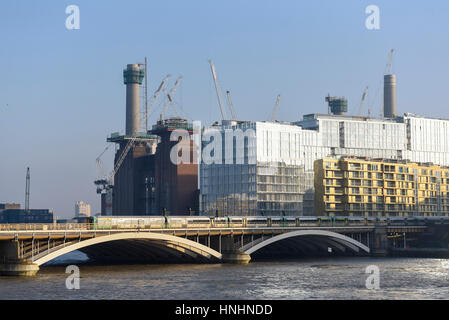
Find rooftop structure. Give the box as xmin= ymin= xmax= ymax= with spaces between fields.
xmin=325 ymin=95 xmax=348 ymax=115
xmin=0 ymin=203 xmax=20 ymax=212
xmin=151 ymin=117 xmax=193 ymax=132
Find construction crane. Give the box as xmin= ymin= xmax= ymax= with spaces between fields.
xmin=357 ymin=86 xmax=369 ymax=116
xmin=385 ymin=48 xmax=394 ymax=75
xmin=148 ymin=74 xmax=171 ymax=117
xmin=270 ymin=94 xmax=281 ymax=121
xmin=25 ymin=167 xmax=30 ymax=212
xmin=140 ymin=57 xmax=149 ymax=132
xmin=160 ymin=76 xmax=182 ymax=120
xmin=94 ymin=136 xmax=139 ymax=193
xmin=209 ymin=59 xmax=227 ymax=120
xmin=134 ymin=58 xmax=149 ymax=133
xmin=110 ymin=137 xmax=138 ymax=184
xmin=94 ymin=145 xmax=112 ymax=193
xmin=225 ymin=90 xmax=237 ymax=120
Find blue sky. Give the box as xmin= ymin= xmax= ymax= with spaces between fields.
xmin=1 ymin=1 xmax=448 ymax=218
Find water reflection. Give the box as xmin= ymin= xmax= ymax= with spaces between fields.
xmin=1 ymin=256 xmax=449 ymax=300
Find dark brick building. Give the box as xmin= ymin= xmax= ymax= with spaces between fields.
xmin=111 ymin=117 xmax=199 ymax=216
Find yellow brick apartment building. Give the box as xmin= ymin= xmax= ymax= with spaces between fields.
xmin=314 ymin=156 xmax=449 ymax=217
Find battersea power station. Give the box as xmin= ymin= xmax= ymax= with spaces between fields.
xmin=98 ymin=59 xmax=449 ymax=218
xmin=96 ymin=63 xmax=199 ymax=216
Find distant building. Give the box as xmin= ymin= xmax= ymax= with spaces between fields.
xmin=314 ymin=156 xmax=449 ymax=217
xmin=0 ymin=203 xmax=20 ymax=212
xmin=0 ymin=203 xmax=53 ymax=223
xmin=56 ymin=218 xmax=77 ymax=224
xmin=75 ymin=201 xmax=91 ymax=217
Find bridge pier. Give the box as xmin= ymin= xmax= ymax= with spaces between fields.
xmin=371 ymin=227 xmax=388 ymax=257
xmin=221 ymin=251 xmax=251 ymax=264
xmin=219 ymin=235 xmax=251 ymax=264
xmin=0 ymin=241 xmax=39 ymax=276
xmin=0 ymin=259 xmax=39 ymax=276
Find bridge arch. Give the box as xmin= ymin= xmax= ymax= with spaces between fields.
xmin=243 ymin=230 xmax=370 ymax=256
xmin=33 ymin=232 xmax=222 ymax=266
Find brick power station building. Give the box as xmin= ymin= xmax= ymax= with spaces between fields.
xmin=110 ymin=118 xmax=199 ymax=216
xmin=100 ymin=63 xmax=199 ymax=216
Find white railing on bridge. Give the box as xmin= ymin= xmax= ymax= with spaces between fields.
xmin=0 ymin=215 xmax=444 ymax=232
xmin=0 ymin=223 xmax=93 ymax=231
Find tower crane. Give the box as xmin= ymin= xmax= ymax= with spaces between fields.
xmin=270 ymin=94 xmax=281 ymax=121
xmin=110 ymin=137 xmax=138 ymax=184
xmin=94 ymin=136 xmax=139 ymax=193
xmin=160 ymin=76 xmax=183 ymax=120
xmin=138 ymin=57 xmax=149 ymax=132
xmin=357 ymin=86 xmax=369 ymax=116
xmin=95 ymin=145 xmax=111 ymax=192
xmin=208 ymin=60 xmax=227 ymax=121
xmin=25 ymin=167 xmax=30 ymax=212
xmin=225 ymin=90 xmax=237 ymax=120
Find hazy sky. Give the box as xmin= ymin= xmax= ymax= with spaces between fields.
xmin=1 ymin=1 xmax=449 ymax=218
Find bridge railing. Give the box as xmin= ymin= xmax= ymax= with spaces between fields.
xmin=0 ymin=216 xmax=438 ymax=232
xmin=0 ymin=223 xmax=93 ymax=231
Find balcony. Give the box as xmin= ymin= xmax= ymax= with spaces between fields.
xmin=325 ymin=171 xmax=344 ymax=179
xmin=385 ymin=182 xmax=397 ymax=188
xmin=324 ymin=196 xmax=343 ymax=203
xmin=349 ymin=164 xmax=362 ymax=171
xmin=348 ymin=180 xmax=362 ymax=187
xmin=326 ymin=188 xmax=344 ymax=195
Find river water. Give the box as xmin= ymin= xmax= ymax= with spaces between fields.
xmin=1 ymin=252 xmax=449 ymax=300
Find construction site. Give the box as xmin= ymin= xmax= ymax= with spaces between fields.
xmin=94 ymin=61 xmax=199 ymax=216
xmin=95 ymin=50 xmax=449 ymax=217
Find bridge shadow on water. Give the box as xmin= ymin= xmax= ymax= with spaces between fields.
xmin=43 ymin=250 xmax=215 ymax=267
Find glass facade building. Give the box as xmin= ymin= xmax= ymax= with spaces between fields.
xmin=200 ymin=113 xmax=449 ymax=216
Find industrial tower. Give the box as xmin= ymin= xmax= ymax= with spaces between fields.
xmin=383 ymin=49 xmax=397 ymax=118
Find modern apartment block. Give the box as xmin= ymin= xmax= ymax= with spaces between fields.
xmin=200 ymin=121 xmax=314 ymax=216
xmin=314 ymin=156 xmax=449 ymax=217
xmin=200 ymin=113 xmax=449 ymax=216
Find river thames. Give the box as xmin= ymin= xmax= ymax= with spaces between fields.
xmin=1 ymin=252 xmax=449 ymax=300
